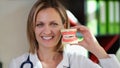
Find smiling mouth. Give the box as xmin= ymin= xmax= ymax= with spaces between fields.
xmin=42 ymin=36 xmax=54 ymax=40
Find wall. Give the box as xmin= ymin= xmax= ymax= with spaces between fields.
xmin=0 ymin=0 xmax=37 ymax=68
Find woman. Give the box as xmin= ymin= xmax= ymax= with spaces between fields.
xmin=9 ymin=0 xmax=120 ymax=68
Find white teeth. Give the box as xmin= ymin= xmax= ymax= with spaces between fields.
xmin=63 ymin=35 xmax=74 ymax=38
xmin=42 ymin=36 xmax=52 ymax=40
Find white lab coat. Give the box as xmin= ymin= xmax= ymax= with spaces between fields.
xmin=9 ymin=44 xmax=120 ymax=68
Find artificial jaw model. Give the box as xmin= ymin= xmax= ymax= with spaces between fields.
xmin=61 ymin=29 xmax=78 ymax=44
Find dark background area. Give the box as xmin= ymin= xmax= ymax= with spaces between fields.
xmin=60 ymin=0 xmax=86 ymax=25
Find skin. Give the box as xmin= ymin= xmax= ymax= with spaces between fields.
xmin=34 ymin=8 xmax=64 ymax=68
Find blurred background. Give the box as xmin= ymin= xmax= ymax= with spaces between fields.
xmin=60 ymin=0 xmax=120 ymax=63
xmin=0 ymin=0 xmax=119 ymax=68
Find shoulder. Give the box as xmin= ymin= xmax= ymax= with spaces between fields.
xmin=63 ymin=44 xmax=94 ymax=67
xmin=64 ymin=44 xmax=88 ymax=57
xmin=63 ymin=44 xmax=102 ymax=68
xmin=64 ymin=44 xmax=89 ymax=62
xmin=9 ymin=53 xmax=29 ymax=68
xmin=13 ymin=53 xmax=29 ymax=62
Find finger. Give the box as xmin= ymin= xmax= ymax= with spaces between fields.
xmin=70 ymin=43 xmax=79 ymax=46
xmin=74 ymin=26 xmax=91 ymax=37
xmin=70 ymin=41 xmax=84 ymax=46
xmin=72 ymin=25 xmax=89 ymax=31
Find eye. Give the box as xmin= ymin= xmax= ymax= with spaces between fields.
xmin=50 ymin=22 xmax=58 ymax=27
xmin=36 ymin=23 xmax=44 ymax=27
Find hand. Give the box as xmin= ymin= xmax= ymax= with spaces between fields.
xmin=72 ymin=25 xmax=110 ymax=59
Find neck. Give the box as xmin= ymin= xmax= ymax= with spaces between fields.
xmin=37 ymin=47 xmax=61 ymax=62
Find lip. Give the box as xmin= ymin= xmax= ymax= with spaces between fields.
xmin=62 ymin=37 xmax=78 ymax=42
xmin=61 ymin=29 xmax=77 ymax=35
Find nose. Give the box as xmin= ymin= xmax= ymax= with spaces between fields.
xmin=43 ymin=26 xmax=52 ymax=35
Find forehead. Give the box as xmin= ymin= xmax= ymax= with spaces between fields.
xmin=37 ymin=8 xmax=59 ymax=16
xmin=39 ymin=7 xmax=57 ymax=12
xmin=36 ymin=8 xmax=62 ymax=21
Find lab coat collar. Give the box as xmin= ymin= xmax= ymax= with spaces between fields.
xmin=57 ymin=44 xmax=71 ymax=68
xmin=29 ymin=44 xmax=70 ymax=68
xmin=29 ymin=53 xmax=42 ymax=68
xmin=60 ymin=51 xmax=70 ymax=68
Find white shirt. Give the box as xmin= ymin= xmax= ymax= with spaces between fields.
xmin=9 ymin=45 xmax=120 ymax=68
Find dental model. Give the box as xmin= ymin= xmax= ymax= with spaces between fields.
xmin=61 ymin=29 xmax=78 ymax=44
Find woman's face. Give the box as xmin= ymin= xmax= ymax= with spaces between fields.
xmin=34 ymin=8 xmax=64 ymax=49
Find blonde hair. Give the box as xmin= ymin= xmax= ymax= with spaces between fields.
xmin=27 ymin=0 xmax=69 ymax=54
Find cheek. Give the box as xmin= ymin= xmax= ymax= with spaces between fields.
xmin=55 ymin=28 xmax=62 ymax=37
xmin=56 ymin=31 xmax=61 ymax=36
xmin=34 ymin=28 xmax=42 ymax=37
xmin=35 ymin=28 xmax=38 ymax=35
